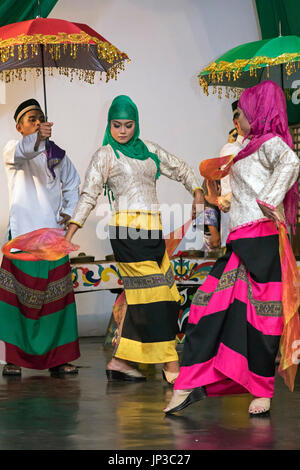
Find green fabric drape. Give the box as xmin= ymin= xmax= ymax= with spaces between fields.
xmin=0 ymin=0 xmax=58 ymax=27
xmin=255 ymin=0 xmax=300 ymax=39
xmin=255 ymin=0 xmax=300 ymax=124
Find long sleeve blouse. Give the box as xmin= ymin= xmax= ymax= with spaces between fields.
xmin=228 ymin=136 xmax=300 ymax=230
xmin=71 ymin=141 xmax=201 ymax=227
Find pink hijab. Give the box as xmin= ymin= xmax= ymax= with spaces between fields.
xmin=235 ymin=80 xmax=299 ymax=229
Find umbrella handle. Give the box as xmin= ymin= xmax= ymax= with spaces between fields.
xmin=40 ymin=44 xmax=48 ymax=121
xmin=40 ymin=43 xmax=50 ymax=150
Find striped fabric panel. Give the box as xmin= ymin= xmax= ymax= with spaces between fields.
xmin=115 ymin=337 xmax=178 ymax=364
xmin=110 ymin=211 xmax=162 ymax=231
xmin=110 ymin=212 xmax=180 ymax=364
xmin=0 ymin=255 xmax=80 ymax=368
xmin=121 ymin=301 xmax=179 ymax=343
xmin=175 ymin=222 xmax=283 ymax=396
xmin=0 ymin=256 xmax=75 ymax=319
xmin=182 ymin=299 xmax=280 ymax=376
xmin=5 ymin=339 xmax=80 ymax=370
xmin=9 ymin=255 xmax=69 ymax=279
xmin=0 ymin=301 xmax=79 ymax=356
xmin=191 ymin=265 xmax=283 ymax=317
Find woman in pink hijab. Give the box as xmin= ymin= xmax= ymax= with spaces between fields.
xmin=165 ymin=81 xmax=300 ymax=417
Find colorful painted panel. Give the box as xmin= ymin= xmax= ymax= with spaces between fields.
xmin=71 ymin=258 xmax=216 ymax=293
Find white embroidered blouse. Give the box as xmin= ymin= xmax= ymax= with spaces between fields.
xmin=71 ymin=141 xmax=201 ymax=227
xmin=227 ymin=136 xmax=300 ymax=231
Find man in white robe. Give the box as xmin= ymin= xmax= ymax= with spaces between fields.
xmin=0 ymin=99 xmax=81 ymax=376
xmin=3 ymin=99 xmax=80 ymax=240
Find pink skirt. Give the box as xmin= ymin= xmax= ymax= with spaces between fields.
xmin=174 ymin=219 xmax=283 ymax=398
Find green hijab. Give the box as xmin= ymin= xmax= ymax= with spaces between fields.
xmin=102 ymin=95 xmax=160 ymax=179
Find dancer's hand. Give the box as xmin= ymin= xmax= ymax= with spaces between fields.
xmin=209 ymin=227 xmax=221 ymax=249
xmin=58 ymin=212 xmax=71 ymax=228
xmin=257 ymin=200 xmax=285 ymax=228
xmin=192 ymin=189 xmax=204 ymax=219
xmin=65 ymin=223 xmax=79 ymax=242
xmin=205 ymin=180 xmax=220 ymax=206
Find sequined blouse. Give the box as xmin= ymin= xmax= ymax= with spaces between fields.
xmin=71 ymin=141 xmax=201 ymax=227
xmin=228 ymin=136 xmax=300 ymax=231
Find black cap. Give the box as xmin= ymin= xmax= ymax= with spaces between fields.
xmin=231 ymin=100 xmax=239 ymax=119
xmin=231 ymin=100 xmax=238 ymax=112
xmin=14 ymin=99 xmax=42 ymax=123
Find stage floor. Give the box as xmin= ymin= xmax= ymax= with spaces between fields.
xmin=0 ymin=336 xmax=299 ymax=451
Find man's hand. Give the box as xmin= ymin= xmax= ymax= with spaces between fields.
xmin=34 ymin=122 xmax=53 ymax=151
xmin=38 ymin=122 xmax=53 ymax=140
xmin=59 ymin=212 xmax=71 ymax=228
xmin=192 ymin=189 xmax=205 ymax=220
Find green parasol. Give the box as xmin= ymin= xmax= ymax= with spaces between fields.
xmin=199 ymin=35 xmax=300 ymax=100
xmin=199 ymin=30 xmax=300 ymax=245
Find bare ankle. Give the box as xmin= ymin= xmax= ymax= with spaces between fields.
xmin=107 ymin=358 xmax=130 ymax=371
xmin=164 ymin=360 xmax=179 ymax=373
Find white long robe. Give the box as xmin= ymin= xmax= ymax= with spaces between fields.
xmin=3 ymin=132 xmax=80 ymax=240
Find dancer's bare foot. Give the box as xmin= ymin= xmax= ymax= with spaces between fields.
xmin=248 ymin=397 xmax=271 ymax=416
xmin=162 ymin=360 xmax=180 ymax=384
xmin=49 ymin=363 xmax=78 ymax=375
xmin=106 ymin=357 xmax=146 ymax=380
xmin=164 ymin=360 xmax=179 ymax=373
xmin=164 ymin=387 xmax=207 ymax=414
xmin=107 ymin=357 xmax=132 ymax=372
xmin=164 ymin=389 xmax=192 ymax=412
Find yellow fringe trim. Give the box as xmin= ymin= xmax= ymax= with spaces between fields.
xmin=199 ymin=53 xmax=300 ymax=97
xmin=0 ymin=32 xmax=130 ymax=83
xmin=0 ymin=31 xmax=128 ymax=62
xmin=0 ymin=65 xmax=126 ymax=84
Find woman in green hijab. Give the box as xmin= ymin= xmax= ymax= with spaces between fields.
xmin=66 ymin=95 xmax=204 ymax=383
xmin=103 ymin=95 xmax=160 ymax=177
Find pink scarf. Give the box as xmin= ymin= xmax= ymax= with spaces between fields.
xmin=235 ymin=80 xmax=299 ymax=229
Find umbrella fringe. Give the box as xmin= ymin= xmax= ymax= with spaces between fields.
xmin=198 ymin=54 xmax=300 ymax=97
xmin=0 ymin=62 xmax=129 ymax=85
xmin=0 ymin=32 xmax=129 ymax=63
xmin=0 ymin=42 xmax=129 ymax=84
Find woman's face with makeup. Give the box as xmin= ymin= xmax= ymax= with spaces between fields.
xmin=110 ymin=119 xmax=135 ymax=144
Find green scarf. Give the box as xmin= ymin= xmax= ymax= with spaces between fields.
xmin=102 ymin=95 xmax=160 ymax=179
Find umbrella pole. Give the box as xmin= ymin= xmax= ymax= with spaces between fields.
xmin=280 ymin=63 xmax=284 ymax=92
xmin=40 ymin=43 xmax=50 ymax=150
xmin=40 ymin=43 xmax=48 ymax=122
xmin=37 ymin=0 xmax=49 ymax=148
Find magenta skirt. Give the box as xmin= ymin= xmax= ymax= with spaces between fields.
xmin=174 ymin=219 xmax=283 ymax=398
